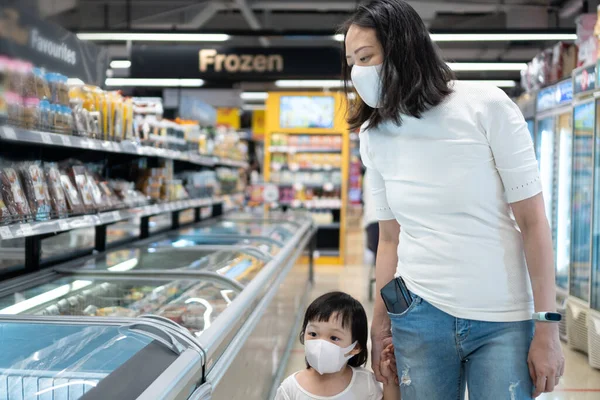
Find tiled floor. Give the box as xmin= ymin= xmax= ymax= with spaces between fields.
xmin=282 ymin=226 xmax=600 ymax=399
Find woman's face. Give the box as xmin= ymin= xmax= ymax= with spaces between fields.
xmin=345 ymin=24 xmax=384 ymax=68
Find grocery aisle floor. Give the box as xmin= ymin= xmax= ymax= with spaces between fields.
xmin=282 ymin=224 xmax=600 ymax=399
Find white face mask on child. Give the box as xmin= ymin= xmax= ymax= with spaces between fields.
xmin=305 ymin=339 xmax=358 ymax=375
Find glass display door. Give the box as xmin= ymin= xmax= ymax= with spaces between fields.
xmin=536 ymin=117 xmax=557 ymax=235
xmin=591 ymin=100 xmax=600 ymax=310
xmin=571 ymin=101 xmax=595 ymax=302
xmin=555 ymin=113 xmax=573 ymax=291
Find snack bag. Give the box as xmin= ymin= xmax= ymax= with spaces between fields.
xmin=44 ymin=163 xmax=68 ymax=218
xmin=19 ymin=162 xmax=51 ymax=221
xmin=0 ymin=167 xmax=32 ymax=221
xmin=59 ymin=170 xmax=84 ymax=215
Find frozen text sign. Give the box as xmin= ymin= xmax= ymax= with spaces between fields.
xmin=200 ymin=49 xmax=283 ymax=74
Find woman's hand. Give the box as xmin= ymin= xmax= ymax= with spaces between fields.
xmin=527 ymin=324 xmax=565 ymax=398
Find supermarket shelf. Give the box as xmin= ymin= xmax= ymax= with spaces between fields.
xmin=268 ymin=146 xmax=342 ymax=154
xmin=0 ymin=126 xmax=249 ymax=169
xmin=271 ymin=165 xmax=341 ymax=172
xmin=0 ymin=197 xmax=220 ymax=241
xmin=274 ymin=183 xmax=341 ymax=189
xmin=277 ymin=200 xmax=342 ymax=210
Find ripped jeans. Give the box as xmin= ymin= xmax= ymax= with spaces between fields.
xmin=390 ymin=293 xmax=535 ymax=400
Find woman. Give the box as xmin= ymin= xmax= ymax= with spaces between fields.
xmin=341 ymin=1 xmax=564 ymax=399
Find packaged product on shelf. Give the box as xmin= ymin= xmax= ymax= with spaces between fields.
xmin=0 ymin=189 xmax=11 ymax=225
xmin=111 ymin=180 xmax=148 ymax=208
xmin=0 ymin=57 xmax=7 ymax=123
xmin=18 ymin=162 xmax=51 ymax=221
xmin=86 ymin=172 xmax=108 ymax=211
xmin=33 ymin=67 xmax=50 ymax=101
xmin=99 ymin=181 xmax=123 ymax=209
xmin=39 ymin=99 xmax=51 ymax=131
xmin=69 ymin=165 xmax=96 ymax=212
xmin=22 ymin=97 xmax=39 ymax=129
xmin=5 ymin=91 xmax=22 ymax=127
xmin=44 ymin=163 xmax=68 ymax=218
xmin=59 ymin=169 xmax=85 ymax=215
xmin=0 ymin=166 xmax=32 ymax=221
xmin=578 ymin=13 xmax=598 ymax=66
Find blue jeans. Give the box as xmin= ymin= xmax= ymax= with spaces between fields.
xmin=390 ymin=293 xmax=535 ymax=400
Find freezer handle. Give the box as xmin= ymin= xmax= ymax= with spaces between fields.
xmin=123 ymin=321 xmax=186 ymax=355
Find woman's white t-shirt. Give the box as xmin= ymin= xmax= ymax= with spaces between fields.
xmin=361 ymin=81 xmax=541 ymax=322
xmin=275 ymin=367 xmax=383 ymax=400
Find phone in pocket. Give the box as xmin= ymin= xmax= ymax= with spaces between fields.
xmin=381 ymin=277 xmax=413 ymax=314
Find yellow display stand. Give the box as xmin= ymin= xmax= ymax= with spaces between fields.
xmin=264 ymin=92 xmax=350 ymax=265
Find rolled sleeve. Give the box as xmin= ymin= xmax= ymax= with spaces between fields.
xmin=483 ymin=88 xmax=542 ymax=203
xmin=360 ymin=130 xmax=396 ymax=221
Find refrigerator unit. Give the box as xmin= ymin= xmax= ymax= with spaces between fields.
xmin=0 ymin=212 xmax=315 ymax=399
xmin=0 ymin=316 xmax=205 ymax=400
xmin=535 ymin=80 xmax=574 ymax=330
xmin=566 ymin=65 xmax=599 ymax=357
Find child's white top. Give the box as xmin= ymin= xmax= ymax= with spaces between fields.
xmin=275 ymin=367 xmax=383 ymax=400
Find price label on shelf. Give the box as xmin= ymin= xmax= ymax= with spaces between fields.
xmin=0 ymin=226 xmax=13 ymax=240
xmin=87 ymin=140 xmax=98 ymax=150
xmin=40 ymin=132 xmax=53 ymax=145
xmin=60 ymin=135 xmax=72 ymax=146
xmin=112 ymin=211 xmax=121 ymax=221
xmin=323 ymin=165 xmax=332 ymax=171
xmin=2 ymin=126 xmax=17 ymax=140
xmin=289 ymin=163 xmax=299 ymax=172
xmin=323 ymin=183 xmax=334 ymax=192
xmin=18 ymin=223 xmax=33 ymax=236
xmin=293 ymin=183 xmax=304 ymax=191
xmin=291 ymin=200 xmax=302 ymax=208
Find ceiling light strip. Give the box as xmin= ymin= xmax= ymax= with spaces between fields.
xmin=335 ymin=33 xmax=576 ymax=42
xmin=105 ymin=78 xmax=204 ymax=87
xmin=77 ymin=32 xmax=230 ymax=42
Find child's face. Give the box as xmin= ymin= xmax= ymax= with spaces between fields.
xmin=304 ymin=313 xmax=361 ymax=356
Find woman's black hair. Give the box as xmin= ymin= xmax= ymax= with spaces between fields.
xmin=340 ymin=0 xmax=454 ymax=131
xmin=299 ymin=291 xmax=369 ymax=368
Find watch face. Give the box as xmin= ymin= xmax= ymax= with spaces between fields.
xmin=546 ymin=312 xmax=562 ymax=322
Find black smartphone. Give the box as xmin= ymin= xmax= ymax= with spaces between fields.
xmin=381 ymin=277 xmax=413 ymax=314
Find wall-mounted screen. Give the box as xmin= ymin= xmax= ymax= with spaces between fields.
xmin=279 ymin=96 xmax=335 ymax=129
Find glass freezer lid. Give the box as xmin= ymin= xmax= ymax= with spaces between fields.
xmin=166 ymin=235 xmax=282 ymax=256
xmin=0 ymin=275 xmax=240 ymax=337
xmin=179 ymin=220 xmax=296 ymax=243
xmin=0 ymin=320 xmax=153 ymax=399
xmin=72 ymin=245 xmax=267 ymax=284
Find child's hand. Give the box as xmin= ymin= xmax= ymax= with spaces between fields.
xmin=380 ymin=344 xmax=399 ymax=385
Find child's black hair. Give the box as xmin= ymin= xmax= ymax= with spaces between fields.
xmin=299 ymin=291 xmax=369 ymax=368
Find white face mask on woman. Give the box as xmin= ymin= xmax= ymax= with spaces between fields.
xmin=305 ymin=339 xmax=357 ymax=375
xmin=351 ymin=63 xmax=383 ymax=108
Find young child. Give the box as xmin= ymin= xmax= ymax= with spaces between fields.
xmin=276 ymin=292 xmax=400 ymax=400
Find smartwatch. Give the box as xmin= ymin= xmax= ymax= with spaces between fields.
xmin=532 ymin=312 xmax=562 ymax=322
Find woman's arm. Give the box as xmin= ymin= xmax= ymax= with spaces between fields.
xmin=511 ymin=193 xmax=565 ymax=397
xmin=371 ymin=219 xmax=400 ymax=383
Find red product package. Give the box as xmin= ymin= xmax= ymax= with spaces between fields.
xmin=19 ymin=162 xmax=52 ymax=221
xmin=0 ymin=167 xmax=32 ymax=222
xmin=44 ymin=163 xmax=68 ymax=218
